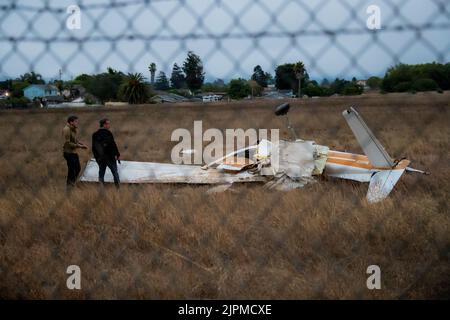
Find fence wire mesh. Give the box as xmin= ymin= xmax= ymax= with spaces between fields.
xmin=0 ymin=0 xmax=450 ymax=300
xmin=1 ymin=0 xmax=450 ymax=80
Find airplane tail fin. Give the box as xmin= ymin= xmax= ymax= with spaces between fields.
xmin=367 ymin=168 xmax=406 ymax=203
xmin=343 ymin=107 xmax=394 ymax=168
xmin=341 ymin=107 xmax=428 ymax=202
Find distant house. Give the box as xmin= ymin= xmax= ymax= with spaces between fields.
xmin=70 ymin=85 xmax=86 ymax=98
xmin=201 ymin=92 xmax=226 ymax=103
xmin=151 ymin=92 xmax=189 ymax=103
xmin=45 ymin=95 xmax=64 ymax=103
xmin=23 ymin=84 xmax=59 ymax=100
xmin=357 ymin=80 xmax=370 ymax=91
xmin=356 ymin=80 xmax=367 ymax=87
xmin=262 ymin=89 xmax=295 ymax=99
xmin=61 ymin=85 xmax=87 ymax=100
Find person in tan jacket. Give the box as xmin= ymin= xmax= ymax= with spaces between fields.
xmin=63 ymin=115 xmax=88 ymax=188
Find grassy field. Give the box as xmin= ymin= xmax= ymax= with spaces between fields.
xmin=0 ymin=92 xmax=449 ymax=299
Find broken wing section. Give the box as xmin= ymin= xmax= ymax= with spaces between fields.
xmin=343 ymin=107 xmax=394 ymax=168
xmin=80 ymin=159 xmax=265 ymax=184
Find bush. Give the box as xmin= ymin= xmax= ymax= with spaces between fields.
xmin=382 ymin=62 xmax=450 ymax=92
xmin=304 ymin=83 xmax=324 ymax=97
xmin=412 ymin=78 xmax=439 ymax=92
xmin=227 ymin=79 xmax=251 ymax=99
xmin=202 ymin=81 xmax=227 ymax=93
xmin=11 ymin=81 xmax=29 ymax=98
xmin=83 ymin=94 xmax=97 ymax=105
xmin=81 ymin=69 xmax=125 ymax=103
xmin=394 ymin=81 xmax=413 ymax=92
xmin=7 ymin=97 xmax=30 ymax=108
xmin=0 ymin=99 xmax=9 ymax=109
xmin=248 ymin=80 xmax=263 ymax=97
xmin=342 ymin=83 xmax=364 ymax=95
xmin=367 ymin=76 xmax=382 ymax=89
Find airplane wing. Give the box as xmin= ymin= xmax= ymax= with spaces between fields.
xmin=80 ymin=159 xmax=266 ymax=184
xmin=342 ymin=107 xmax=394 ymax=168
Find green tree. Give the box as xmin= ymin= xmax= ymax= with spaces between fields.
xmin=118 ymin=73 xmax=149 ymax=104
xmin=52 ymin=80 xmax=64 ymax=92
xmin=293 ymin=62 xmax=306 ymax=97
xmin=367 ymin=76 xmax=382 ymax=89
xmin=412 ymin=78 xmax=439 ymax=91
xmin=11 ymin=81 xmax=29 ymax=98
xmin=0 ymin=79 xmax=13 ymax=90
xmin=19 ymin=71 xmax=44 ymax=84
xmin=81 ymin=68 xmax=125 ymax=102
xmin=251 ymin=65 xmax=268 ymax=87
xmin=170 ymin=63 xmax=185 ymax=89
xmin=182 ymin=51 xmax=205 ymax=91
xmin=148 ymin=63 xmax=157 ymax=85
xmin=303 ymin=82 xmax=323 ymax=97
xmin=275 ymin=62 xmax=309 ymax=96
xmin=155 ymin=71 xmax=170 ymax=90
xmin=202 ymin=79 xmax=227 ymax=92
xmin=265 ymin=72 xmax=274 ymax=85
xmin=381 ymin=64 xmax=414 ymax=92
xmin=228 ymin=78 xmax=251 ymax=99
xmin=330 ymin=78 xmax=348 ymax=94
xmin=328 ymin=78 xmax=363 ymax=96
xmin=381 ymin=62 xmax=449 ymax=92
xmin=73 ymin=73 xmax=91 ymax=85
xmin=248 ymin=80 xmax=263 ymax=97
xmin=342 ymin=82 xmax=364 ymax=95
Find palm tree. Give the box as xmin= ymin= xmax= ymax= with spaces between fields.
xmin=19 ymin=71 xmax=44 ymax=84
xmin=293 ymin=62 xmax=305 ymax=98
xmin=119 ymin=73 xmax=149 ymax=104
xmin=148 ymin=63 xmax=156 ymax=85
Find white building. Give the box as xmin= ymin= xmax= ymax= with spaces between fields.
xmin=202 ymin=94 xmax=222 ymax=103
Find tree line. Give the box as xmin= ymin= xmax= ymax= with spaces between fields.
xmin=1 ymin=54 xmax=449 ymax=108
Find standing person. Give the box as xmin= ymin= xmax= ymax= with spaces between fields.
xmin=63 ymin=115 xmax=88 ymax=189
xmin=92 ymin=118 xmax=121 ymax=189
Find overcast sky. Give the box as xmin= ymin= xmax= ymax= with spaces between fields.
xmin=0 ymin=0 xmax=449 ymax=82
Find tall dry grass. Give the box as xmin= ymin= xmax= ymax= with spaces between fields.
xmin=0 ymin=92 xmax=449 ymax=299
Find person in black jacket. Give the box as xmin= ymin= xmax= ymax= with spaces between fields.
xmin=92 ymin=118 xmax=120 ymax=188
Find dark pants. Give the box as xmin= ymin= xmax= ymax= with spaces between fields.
xmin=98 ymin=158 xmax=120 ymax=188
xmin=63 ymin=152 xmax=81 ymax=187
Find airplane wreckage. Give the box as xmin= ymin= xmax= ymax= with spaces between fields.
xmin=80 ymin=104 xmax=429 ymax=203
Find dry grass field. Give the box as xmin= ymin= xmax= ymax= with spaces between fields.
xmin=0 ymin=92 xmax=449 ymax=299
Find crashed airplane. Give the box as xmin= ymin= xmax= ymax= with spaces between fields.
xmin=80 ymin=104 xmax=428 ymax=203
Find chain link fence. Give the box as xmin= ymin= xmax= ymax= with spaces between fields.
xmin=0 ymin=0 xmax=449 ymax=299
xmin=1 ymin=0 xmax=449 ymax=80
